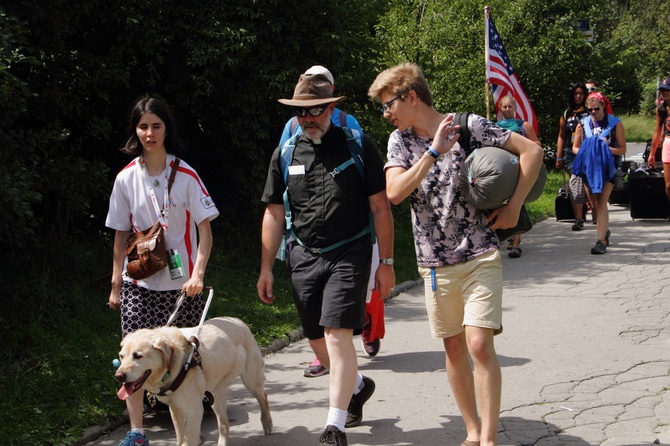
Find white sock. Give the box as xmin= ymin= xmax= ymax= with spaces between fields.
xmin=326 ymin=407 xmax=348 ymax=431
xmin=130 ymin=428 xmax=144 ymax=436
xmin=353 ymin=374 xmax=364 ymax=395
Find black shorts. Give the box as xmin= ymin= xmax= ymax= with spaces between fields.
xmin=288 ymin=237 xmax=372 ymax=340
xmin=120 ymin=282 xmax=203 ymax=337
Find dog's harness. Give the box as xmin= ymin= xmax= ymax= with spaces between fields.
xmin=147 ymin=287 xmax=215 ymax=406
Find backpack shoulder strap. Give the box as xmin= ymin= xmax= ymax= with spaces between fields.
xmin=341 ymin=127 xmax=365 ymax=178
xmin=289 ymin=117 xmax=299 ymax=136
xmin=276 ymin=133 xmax=302 ymax=260
xmin=339 ymin=110 xmax=348 ymax=127
xmin=280 ymin=132 xmax=301 ymax=184
xmin=455 ymin=112 xmax=471 ymax=154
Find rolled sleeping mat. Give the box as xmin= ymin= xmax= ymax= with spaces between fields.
xmin=459 ymin=146 xmax=547 ymax=209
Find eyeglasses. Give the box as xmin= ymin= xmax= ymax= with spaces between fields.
xmin=587 ymin=107 xmax=601 ymax=112
xmin=381 ymin=95 xmax=403 ymax=113
xmin=294 ymin=106 xmax=328 ymax=118
xmin=587 ymin=87 xmax=598 ymax=93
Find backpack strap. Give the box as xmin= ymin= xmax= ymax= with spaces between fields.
xmin=455 ymin=112 xmax=472 ymax=155
xmin=289 ymin=116 xmax=299 ymax=136
xmin=339 ymin=110 xmax=348 ymax=127
xmin=341 ymin=127 xmax=365 ymax=177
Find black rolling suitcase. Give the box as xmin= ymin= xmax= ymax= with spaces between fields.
xmin=608 ymin=156 xmax=629 ymax=205
xmin=555 ymin=186 xmax=575 ymax=221
xmin=628 ymin=168 xmax=669 ymax=219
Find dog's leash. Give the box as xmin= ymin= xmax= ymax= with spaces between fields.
xmin=183 ymin=286 xmax=213 ymax=370
xmin=165 ymin=286 xmax=214 ymax=327
xmin=165 ymin=286 xmax=214 ymax=368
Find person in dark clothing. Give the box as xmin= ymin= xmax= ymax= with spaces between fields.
xmin=556 ymin=82 xmax=591 ymax=230
xmin=257 ymin=73 xmax=395 ymax=446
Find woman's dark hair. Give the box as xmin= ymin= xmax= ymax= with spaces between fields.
xmin=568 ymin=82 xmax=587 ymax=111
xmin=119 ymin=96 xmax=183 ymax=156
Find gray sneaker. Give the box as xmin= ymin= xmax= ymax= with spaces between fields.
xmin=572 ymin=218 xmax=584 ymax=231
xmin=591 ymin=240 xmax=607 ymax=255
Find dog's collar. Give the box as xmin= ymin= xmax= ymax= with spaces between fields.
xmin=151 ymin=336 xmax=204 ymax=397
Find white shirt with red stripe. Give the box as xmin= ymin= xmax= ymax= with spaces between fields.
xmin=106 ymin=154 xmax=219 ymax=291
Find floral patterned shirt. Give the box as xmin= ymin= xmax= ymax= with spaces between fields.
xmin=385 ymin=114 xmax=511 ymax=267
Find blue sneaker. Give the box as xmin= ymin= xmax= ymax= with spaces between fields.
xmin=119 ymin=431 xmax=149 ymax=446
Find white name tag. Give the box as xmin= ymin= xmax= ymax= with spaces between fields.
xmin=288 ymin=165 xmax=305 ymax=175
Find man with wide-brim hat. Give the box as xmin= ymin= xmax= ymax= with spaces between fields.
xmin=258 ymin=73 xmax=396 ymax=445
xmin=277 ymin=74 xmax=346 ymax=141
xmin=278 ymin=68 xmax=384 ymax=383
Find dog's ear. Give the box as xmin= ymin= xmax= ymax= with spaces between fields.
xmin=152 ymin=335 xmax=175 ymax=371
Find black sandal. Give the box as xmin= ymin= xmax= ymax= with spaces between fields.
xmin=508 ymin=247 xmax=522 ymax=258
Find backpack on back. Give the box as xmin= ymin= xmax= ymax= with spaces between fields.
xmin=276 ymin=127 xmax=374 ymax=260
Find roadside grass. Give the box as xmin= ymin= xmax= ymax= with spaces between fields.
xmin=619 ymin=113 xmax=655 ymax=143
xmin=1 ymin=168 xmax=564 ymax=445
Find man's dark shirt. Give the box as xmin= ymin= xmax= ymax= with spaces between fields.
xmin=262 ymin=125 xmax=386 ymax=249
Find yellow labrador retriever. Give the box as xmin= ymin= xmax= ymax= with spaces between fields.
xmin=115 ymin=317 xmax=272 ymax=445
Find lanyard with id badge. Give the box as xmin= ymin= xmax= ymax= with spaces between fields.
xmin=145 ymin=157 xmax=185 ymax=280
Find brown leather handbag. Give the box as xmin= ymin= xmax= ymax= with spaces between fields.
xmin=125 ymin=158 xmax=180 ymax=280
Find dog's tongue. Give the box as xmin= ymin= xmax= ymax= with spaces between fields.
xmin=117 ymin=383 xmax=135 ymax=400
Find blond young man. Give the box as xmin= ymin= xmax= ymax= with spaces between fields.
xmin=368 ymin=63 xmax=542 ymax=446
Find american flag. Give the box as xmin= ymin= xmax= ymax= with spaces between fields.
xmin=486 ymin=9 xmax=538 ymax=134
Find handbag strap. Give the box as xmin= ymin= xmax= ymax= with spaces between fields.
xmin=168 ymin=157 xmax=180 ymax=193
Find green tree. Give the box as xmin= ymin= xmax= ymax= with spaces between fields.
xmin=370 ymin=0 xmax=640 ymax=144
xmin=1 ymin=0 xmax=383 ymax=261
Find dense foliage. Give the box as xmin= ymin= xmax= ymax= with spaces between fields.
xmin=2 ymin=0 xmax=666 ymax=263
xmin=0 ymin=0 xmax=383 ymax=264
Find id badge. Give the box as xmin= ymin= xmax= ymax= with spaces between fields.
xmin=167 ymin=249 xmax=185 ymax=280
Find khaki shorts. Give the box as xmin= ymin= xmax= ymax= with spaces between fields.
xmin=418 ymin=250 xmax=503 ymax=339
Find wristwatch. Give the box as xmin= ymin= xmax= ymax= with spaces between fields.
xmin=379 ymin=258 xmax=394 ymax=265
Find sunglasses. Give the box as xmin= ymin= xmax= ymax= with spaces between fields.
xmin=587 ymin=107 xmax=601 ymax=112
xmin=587 ymin=87 xmax=598 ymax=93
xmin=294 ymin=106 xmax=328 ymax=118
xmin=381 ymin=95 xmax=403 ymax=113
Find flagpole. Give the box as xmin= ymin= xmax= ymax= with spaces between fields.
xmin=484 ymin=6 xmax=491 ymax=121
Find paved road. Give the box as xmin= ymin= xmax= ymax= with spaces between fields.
xmin=81 ymin=142 xmax=670 ymax=446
